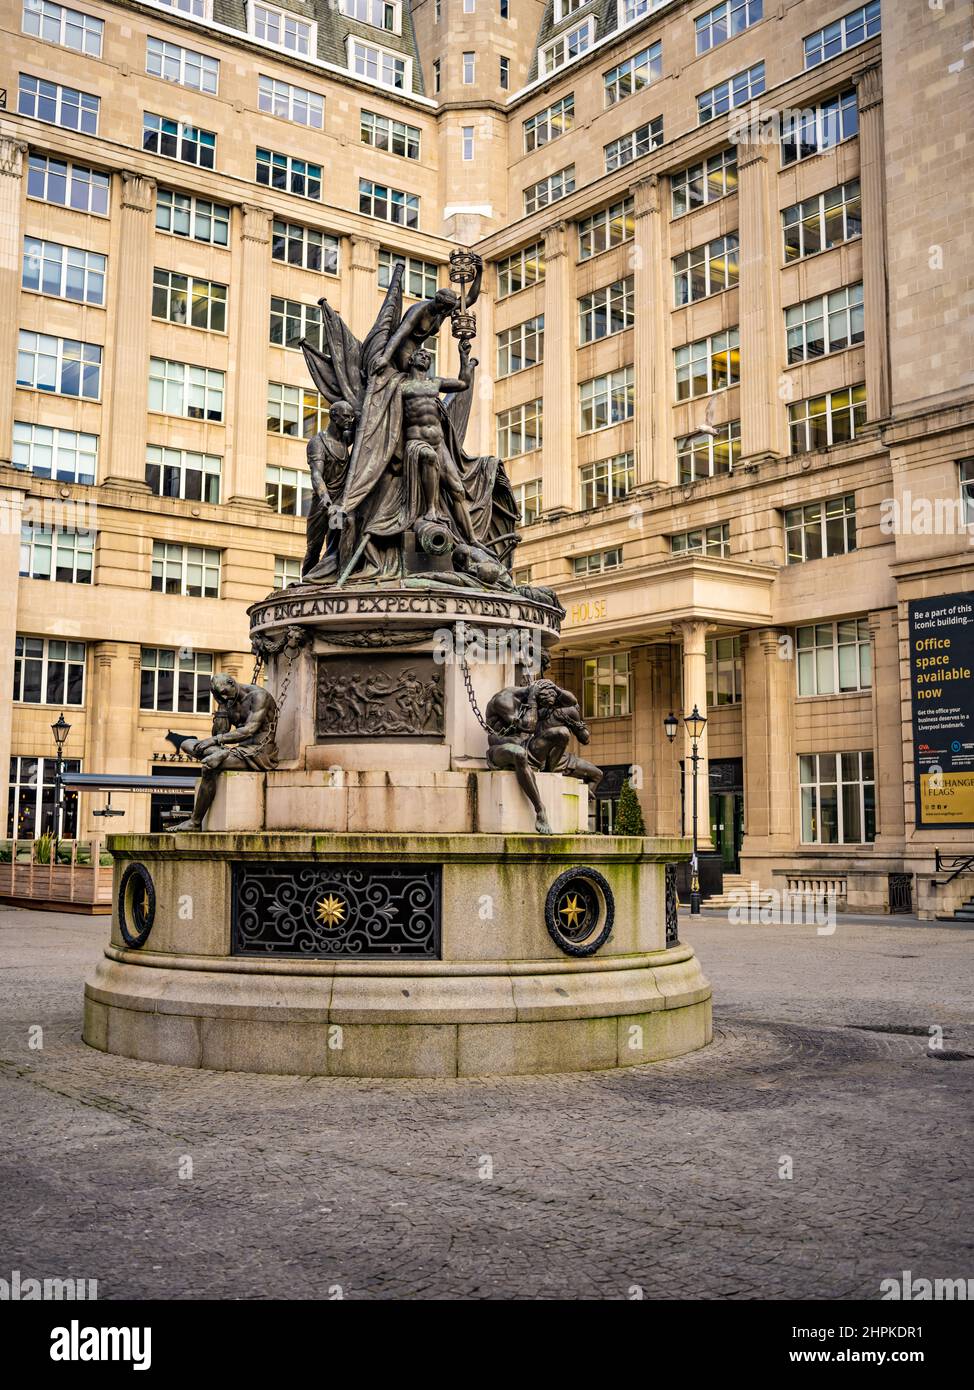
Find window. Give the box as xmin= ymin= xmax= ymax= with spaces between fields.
xmin=7 ymin=756 xmax=81 ymax=839
xmin=524 ymin=95 xmax=574 ymax=152
xmin=604 ymin=117 xmax=663 ymax=172
xmin=149 ymin=358 xmax=225 ymax=422
xmin=574 ymin=548 xmax=623 ymax=577
xmin=513 ymin=565 xmax=531 ymax=585
xmin=785 ymin=284 xmax=864 ymax=363
xmin=20 ymin=522 xmax=94 ymax=583
xmin=18 ymin=74 xmax=99 ymax=134
xmin=146 ymin=37 xmax=219 ymax=93
xmin=464 ymin=0 xmax=475 ymax=11
xmin=462 ymin=126 xmax=475 ymax=160
xmin=267 ymin=383 xmax=328 ymax=437
xmin=140 ymin=648 xmax=214 ymax=713
xmin=257 ymin=148 xmax=321 ymax=199
xmin=579 ymin=367 xmax=635 ymax=433
xmin=17 ymin=332 xmax=101 ymax=400
xmin=252 ymin=2 xmax=313 ymax=54
xmin=621 ymin=0 xmax=665 ymax=18
xmin=266 ymin=465 xmax=313 ymax=517
xmin=577 ymin=198 xmax=634 ymax=260
xmin=555 ymin=0 xmax=588 ymax=15
xmin=580 ymin=453 xmax=634 ymax=510
xmin=677 ymin=421 xmax=741 ymax=483
xmin=671 ymin=148 xmax=737 ymax=218
xmin=359 ymin=179 xmax=419 ymax=227
xmin=145 ymin=446 xmax=221 ymax=503
xmin=515 ymin=479 xmax=543 ymax=525
xmin=273 ymin=220 xmax=339 ymax=275
xmin=500 ymin=56 xmax=510 ymax=89
xmin=26 ymin=154 xmax=109 ymax=215
xmin=804 ymin=1 xmax=880 ymax=68
xmin=153 ymin=269 xmax=227 ymax=332
xmin=258 ymin=75 xmax=323 ymax=128
xmin=497 ymin=243 xmax=545 ymax=298
xmin=156 ymin=189 xmax=230 ymax=246
xmin=151 ymin=543 xmax=220 ymax=598
xmin=603 ymin=43 xmax=662 ymax=106
xmin=524 ymin=166 xmax=575 ymax=215
xmin=539 ymin=20 xmax=592 ymax=76
xmin=270 ymin=296 xmax=324 ymax=352
xmin=361 ymin=110 xmax=420 ymax=159
xmin=697 ymin=63 xmax=764 ymax=123
xmin=706 ymin=636 xmax=742 ymax=705
xmin=12 ymin=422 xmax=98 ymax=484
xmin=783 ymin=181 xmax=861 ymax=261
xmin=579 ymin=277 xmax=635 ymax=344
xmin=674 ymin=235 xmax=738 ymax=306
xmin=275 ymin=555 xmax=302 ymax=588
xmin=497 ymin=402 xmax=542 ymax=460
xmin=961 ymin=459 xmax=974 ymax=525
xmin=695 ymin=0 xmax=762 ymax=54
xmin=797 ymin=619 xmax=872 ymax=696
xmin=671 ymin=523 xmax=730 ymax=557
xmin=351 ymin=39 xmax=407 ymax=90
xmin=463 ymin=52 xmax=475 ymax=84
xmin=784 ymin=495 xmax=857 ymax=562
xmin=788 ymin=388 xmax=867 ymax=454
xmin=433 ymin=59 xmax=441 ymax=94
xmin=675 ymin=329 xmax=740 ymax=400
xmin=584 ymin=654 xmax=630 ymax=719
xmin=22 ymin=1 xmax=103 ymax=56
xmin=144 ymin=113 xmax=216 ymax=168
xmin=14 ymin=636 xmax=86 ymax=706
xmin=157 ymin=0 xmax=207 ymax=14
xmin=497 ymin=316 xmax=544 ymax=377
xmin=800 ymin=751 xmax=875 ymax=844
xmin=378 ymin=250 xmax=438 ymax=298
xmin=341 ymin=0 xmax=399 ymax=30
xmin=781 ymin=90 xmax=858 ymax=164
xmin=22 ymin=237 xmax=106 ymax=306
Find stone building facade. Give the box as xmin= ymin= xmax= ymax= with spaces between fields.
xmin=1 ymin=0 xmax=971 ymax=914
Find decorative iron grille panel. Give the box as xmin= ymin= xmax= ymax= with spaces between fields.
xmin=888 ymin=873 xmax=913 ymax=915
xmin=232 ymin=862 xmax=441 ymax=958
xmin=665 ymin=864 xmax=680 ymax=946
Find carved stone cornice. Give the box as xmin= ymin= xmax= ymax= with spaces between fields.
xmin=0 ymin=139 xmax=29 ymax=179
xmin=120 ymin=170 xmax=156 ymax=213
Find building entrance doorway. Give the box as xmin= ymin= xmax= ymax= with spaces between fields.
xmin=709 ymin=759 xmax=744 ymax=873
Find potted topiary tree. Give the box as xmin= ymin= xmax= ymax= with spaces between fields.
xmin=615 ymin=779 xmax=646 ymax=835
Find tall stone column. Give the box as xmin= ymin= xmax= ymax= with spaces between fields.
xmin=103 ymin=171 xmax=155 ymax=490
xmin=632 ymin=176 xmax=669 ymax=486
xmin=869 ymin=608 xmax=905 ymax=843
xmin=741 ymin=628 xmax=794 ymax=858
xmin=632 ymin=644 xmax=682 ymax=837
xmin=0 ymin=138 xmax=28 ymax=464
xmin=679 ymin=620 xmax=712 ymax=846
xmin=227 ymin=204 xmax=272 ymax=506
xmin=854 ymin=66 xmax=891 ymax=422
xmin=735 ymin=138 xmax=789 ymax=462
xmin=540 ymin=219 xmax=573 ymax=517
xmin=349 ymin=236 xmax=380 ymax=339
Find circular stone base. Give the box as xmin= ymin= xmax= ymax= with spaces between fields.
xmin=83 ymin=946 xmax=712 ymax=1078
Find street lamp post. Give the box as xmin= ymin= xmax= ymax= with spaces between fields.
xmin=683 ymin=705 xmax=707 ymax=916
xmin=50 ymin=713 xmax=71 ymax=860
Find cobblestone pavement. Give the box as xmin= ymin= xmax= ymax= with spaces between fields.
xmin=0 ymin=906 xmax=972 ymax=1300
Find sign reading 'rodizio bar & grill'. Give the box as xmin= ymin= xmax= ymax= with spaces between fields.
xmin=909 ymin=594 xmax=974 ymax=829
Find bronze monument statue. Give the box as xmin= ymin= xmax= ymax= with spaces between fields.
xmin=302 ymin=398 xmax=356 ymax=582
xmin=168 ymin=674 xmax=278 ymax=831
xmin=484 ymin=661 xmax=603 ymax=835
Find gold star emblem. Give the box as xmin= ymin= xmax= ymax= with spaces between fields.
xmin=559 ymin=893 xmax=586 ymax=930
xmin=315 ymin=894 xmax=346 ymax=928
xmin=141 ymin=890 xmax=151 ymax=919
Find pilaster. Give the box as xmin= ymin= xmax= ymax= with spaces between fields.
xmin=0 ymin=138 xmax=28 ymax=464
xmin=735 ymin=138 xmax=789 ymax=462
xmin=349 ymin=236 xmax=380 ymax=340
xmin=854 ymin=67 xmax=892 ymax=422
xmin=103 ymin=171 xmax=155 ymax=490
xmin=679 ymin=619 xmax=712 ymax=846
xmin=540 ymin=219 xmax=573 ymax=517
xmin=632 ymin=176 xmax=669 ymax=486
xmin=741 ymin=628 xmax=795 ymax=852
xmin=227 ymin=203 xmax=272 ymax=506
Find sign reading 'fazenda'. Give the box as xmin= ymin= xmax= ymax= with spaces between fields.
xmin=909 ymin=594 xmax=974 ymax=829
